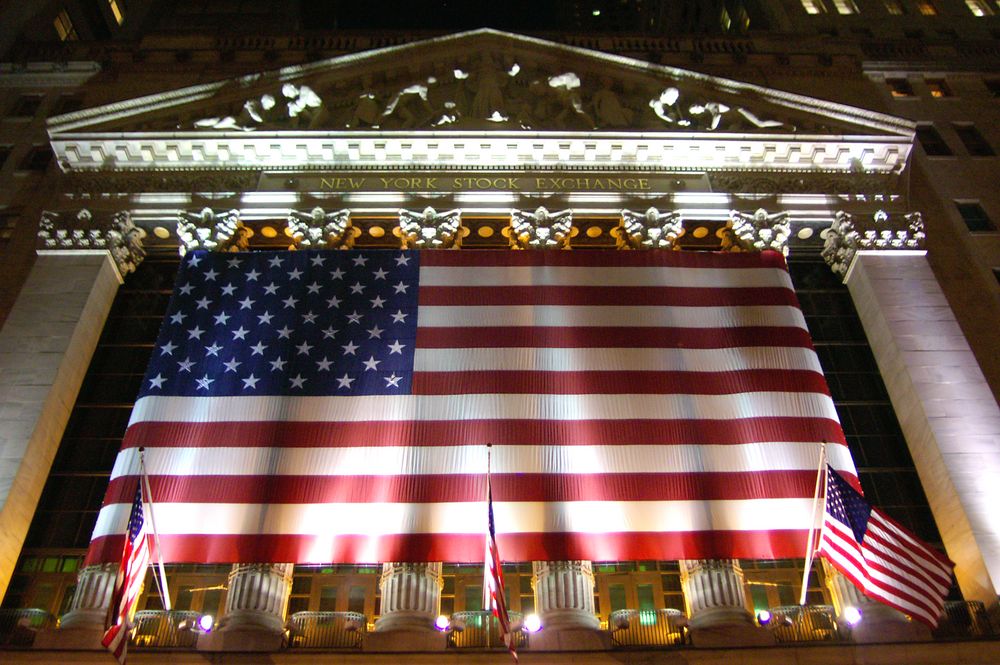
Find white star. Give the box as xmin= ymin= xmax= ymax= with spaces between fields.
xmin=241 ymin=373 xmax=260 ymax=389
xmin=204 ymin=268 xmax=219 ymax=281
xmin=148 ymin=373 xmax=166 ymax=389
xmin=342 ymin=341 xmax=359 ymax=356
xmin=232 ymin=326 xmax=249 ymax=340
xmin=363 ymin=355 xmax=381 ymax=371
xmin=352 ymin=255 xmax=369 ymax=267
xmin=178 ymin=283 xmax=194 ymax=295
xmin=277 ymin=326 xmax=293 ymax=339
xmin=246 ymin=269 xmax=261 ymax=281
xmin=346 ymin=311 xmax=363 ymax=324
xmin=282 ymin=295 xmax=298 ymax=308
xmin=178 ymin=358 xmax=195 ymax=372
xmin=384 ymin=373 xmax=403 ymax=388
xmin=224 ymin=358 xmax=241 ymax=373
xmin=187 ymin=253 xmax=202 ymax=266
xmin=372 ymin=268 xmax=388 ymax=280
xmin=327 ymin=295 xmax=342 ymax=308
xmin=160 ymin=341 xmax=178 ymax=356
xmin=239 ymin=296 xmax=255 ymax=310
xmin=395 ymin=254 xmax=411 ymax=266
xmin=227 ymin=257 xmax=241 ymax=269
xmin=306 ymin=281 xmax=321 ymax=294
xmin=316 ymin=357 xmax=333 ymax=371
xmin=195 ymin=296 xmax=212 ymax=310
xmin=188 ymin=326 xmax=205 ymax=340
xmin=258 ymin=311 xmax=274 ymax=325
xmin=322 ymin=326 xmax=338 ymax=339
xmin=289 ymin=374 xmax=307 ymax=389
xmin=336 ymin=373 xmax=355 ymax=389
xmin=331 ymin=267 xmax=345 ymax=280
xmin=310 ymin=255 xmax=325 ymax=267
xmin=250 ymin=341 xmax=267 ymax=356
xmin=288 ymin=267 xmax=303 ymax=280
xmin=387 ymin=340 xmax=406 ymax=355
xmin=169 ymin=312 xmax=186 ymax=325
xmin=302 ymin=311 xmax=318 ymax=324
xmin=269 ymin=357 xmax=287 ymax=371
xmin=268 ymin=255 xmax=283 ymax=268
xmin=221 ymin=283 xmax=237 ymax=296
xmin=296 ymin=340 xmax=313 ymax=355
xmin=393 ymin=281 xmax=410 ymax=294
xmin=391 ymin=310 xmax=409 ymax=324
xmin=349 ymin=282 xmax=365 ymax=294
xmin=196 ymin=374 xmax=215 ymax=391
xmin=263 ymin=282 xmax=279 ymax=295
xmin=370 ymin=295 xmax=386 ymax=309
xmin=367 ymin=325 xmax=384 ymax=339
xmin=214 ymin=311 xmax=231 ymax=326
xmin=205 ymin=342 xmax=223 ymax=356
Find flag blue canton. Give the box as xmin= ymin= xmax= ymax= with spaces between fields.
xmin=825 ymin=467 xmax=873 ymax=544
xmin=127 ymin=487 xmax=144 ymax=542
xmin=141 ymin=250 xmax=420 ymax=397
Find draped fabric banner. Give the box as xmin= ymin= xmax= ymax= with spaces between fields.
xmin=86 ymin=249 xmax=854 ymax=565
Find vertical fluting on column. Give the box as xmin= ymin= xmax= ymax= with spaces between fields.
xmin=58 ymin=563 xmax=119 ymax=630
xmin=679 ymin=559 xmax=753 ymax=628
xmin=374 ymin=562 xmax=443 ymax=632
xmin=531 ymin=561 xmax=600 ymax=629
xmin=219 ymin=563 xmax=293 ymax=634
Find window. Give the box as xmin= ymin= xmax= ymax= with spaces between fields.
xmin=0 ymin=210 xmax=18 ymax=244
xmin=953 ymin=124 xmax=995 ymax=156
xmin=801 ymin=0 xmax=827 ymax=14
xmin=926 ymin=79 xmax=952 ymax=98
xmin=916 ymin=124 xmax=952 ymax=156
xmin=53 ymin=9 xmax=78 ymax=41
xmin=887 ymin=78 xmax=914 ymax=97
xmin=986 ymin=80 xmax=1000 ymax=97
xmin=0 ymin=145 xmax=11 ymax=169
xmin=965 ymin=0 xmax=994 ymax=16
xmin=108 ymin=0 xmax=125 ymax=25
xmin=883 ymin=0 xmax=905 ymax=14
xmin=993 ymin=268 xmax=1000 ymax=285
xmin=831 ymin=0 xmax=859 ymax=14
xmin=19 ymin=145 xmax=53 ymax=171
xmin=916 ymin=0 xmax=938 ymax=15
xmin=9 ymin=95 xmax=42 ymax=118
xmin=955 ymin=202 xmax=995 ymax=232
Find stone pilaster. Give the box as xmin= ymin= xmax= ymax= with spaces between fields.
xmin=34 ymin=563 xmax=119 ymax=649
xmin=679 ymin=559 xmax=773 ymax=647
xmin=364 ymin=563 xmax=446 ymax=651
xmin=198 ymin=563 xmax=293 ymax=651
xmin=822 ymin=560 xmax=929 ymax=642
xmin=528 ymin=561 xmax=609 ymax=650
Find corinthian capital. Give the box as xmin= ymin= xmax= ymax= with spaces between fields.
xmin=510 ymin=206 xmax=573 ymax=250
xmin=398 ymin=207 xmax=462 ymax=249
xmin=37 ymin=208 xmax=146 ymax=277
xmin=822 ymin=210 xmax=926 ymax=278
xmin=725 ymin=208 xmax=790 ymax=255
xmin=176 ymin=207 xmax=248 ymax=255
xmin=618 ymin=207 xmax=683 ymax=249
xmin=288 ymin=207 xmax=354 ymax=249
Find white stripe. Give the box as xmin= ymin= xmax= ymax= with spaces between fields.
xmin=417 ymin=305 xmax=807 ymax=329
xmin=863 ymin=519 xmax=951 ymax=594
xmin=92 ymin=497 xmax=818 ymax=539
xmin=867 ymin=514 xmax=952 ymax=584
xmin=420 ymin=265 xmax=794 ymax=289
xmin=111 ymin=443 xmax=857 ymax=480
xmin=127 ymin=392 xmax=840 ymax=425
xmin=413 ymin=347 xmax=824 ymax=373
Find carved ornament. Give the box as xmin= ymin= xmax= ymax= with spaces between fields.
xmin=287 ymin=207 xmax=355 ymax=249
xmin=37 ymin=208 xmax=146 ymax=276
xmin=618 ymin=207 xmax=683 ymax=249
xmin=725 ymin=208 xmax=791 ymax=256
xmin=822 ymin=210 xmax=926 ymax=278
xmin=509 ymin=206 xmax=573 ymax=250
xmin=176 ymin=207 xmax=248 ymax=255
xmin=398 ymin=207 xmax=463 ymax=249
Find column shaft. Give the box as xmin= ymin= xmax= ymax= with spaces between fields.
xmin=374 ymin=562 xmax=442 ymax=631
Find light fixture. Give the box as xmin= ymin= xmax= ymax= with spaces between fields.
xmin=756 ymin=610 xmax=772 ymax=625
xmin=198 ymin=614 xmax=214 ymax=632
xmin=435 ymin=615 xmax=450 ymax=631
xmin=843 ymin=606 xmax=862 ymax=626
xmin=523 ymin=614 xmax=542 ymax=633
xmin=592 ymin=9 xmax=601 ymax=16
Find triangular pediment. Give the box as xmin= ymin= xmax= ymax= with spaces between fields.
xmin=51 ymin=29 xmax=911 ymax=138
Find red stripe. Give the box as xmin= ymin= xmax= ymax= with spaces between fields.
xmin=420 ymin=249 xmax=789 ymax=270
xmin=412 ymin=369 xmax=831 ymax=396
xmin=821 ymin=550 xmax=940 ymax=627
xmin=103 ymin=469 xmax=834 ymax=505
xmin=869 ymin=509 xmax=955 ymax=569
xmin=419 ymin=285 xmax=799 ymax=307
xmin=863 ymin=519 xmax=952 ymax=590
xmin=86 ymin=528 xmax=810 ymax=566
xmin=416 ymin=326 xmax=815 ymax=349
xmin=123 ymin=418 xmax=848 ymax=448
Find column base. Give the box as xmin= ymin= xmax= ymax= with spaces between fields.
xmin=33 ymin=625 xmax=105 ymax=650
xmin=197 ymin=626 xmax=285 ymax=652
xmin=363 ymin=628 xmax=448 ymax=651
xmin=688 ymin=608 xmax=775 ymax=648
xmin=527 ymin=626 xmax=612 ymax=651
xmin=845 ymin=605 xmax=931 ymax=643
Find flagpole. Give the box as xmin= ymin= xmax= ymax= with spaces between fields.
xmin=138 ymin=447 xmax=172 ymax=611
xmin=798 ymin=441 xmax=827 ymax=606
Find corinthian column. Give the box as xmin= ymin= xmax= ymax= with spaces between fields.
xmin=34 ymin=563 xmax=119 ymax=649
xmin=528 ymin=561 xmax=609 ymax=650
xmin=363 ymin=563 xmax=447 ymax=651
xmin=822 ymin=560 xmax=929 ymax=642
xmin=679 ymin=559 xmax=773 ymax=647
xmin=199 ymin=563 xmax=293 ymax=652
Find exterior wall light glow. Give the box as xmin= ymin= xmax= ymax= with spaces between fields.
xmin=843 ymin=606 xmax=862 ymax=625
xmin=524 ymin=614 xmax=542 ymax=632
xmin=435 ymin=615 xmax=450 ymax=630
xmin=199 ymin=614 xmax=214 ymax=632
xmin=756 ymin=610 xmax=771 ymax=625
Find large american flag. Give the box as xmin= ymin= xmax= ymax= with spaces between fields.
xmin=819 ymin=465 xmax=953 ymax=627
xmin=87 ymin=249 xmax=854 ymax=564
xmin=102 ymin=485 xmax=150 ymax=665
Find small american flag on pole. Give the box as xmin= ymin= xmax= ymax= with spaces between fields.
xmin=102 ymin=485 xmax=150 ymax=665
xmin=818 ymin=465 xmax=953 ymax=627
xmin=484 ymin=445 xmax=517 ymax=662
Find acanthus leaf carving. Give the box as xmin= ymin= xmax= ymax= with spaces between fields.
xmin=619 ymin=207 xmax=683 ymax=250
xmin=510 ymin=206 xmax=573 ymax=250
xmin=37 ymin=208 xmax=146 ymax=276
xmin=287 ymin=207 xmax=355 ymax=249
xmin=822 ymin=209 xmax=926 ymax=278
xmin=725 ymin=208 xmax=791 ymax=256
xmin=176 ymin=207 xmax=248 ymax=256
xmin=398 ymin=207 xmax=462 ymax=249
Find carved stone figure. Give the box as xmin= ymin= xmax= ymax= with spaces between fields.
xmin=649 ymin=87 xmax=689 ymax=126
xmin=287 ymin=207 xmax=353 ymax=249
xmin=471 ymin=58 xmax=505 ymax=120
xmin=383 ymin=80 xmax=436 ymax=129
xmin=619 ymin=207 xmax=684 ymax=250
xmin=510 ymin=206 xmax=573 ymax=250
xmin=822 ymin=210 xmax=926 ymax=277
xmin=592 ymin=78 xmax=633 ymax=128
xmin=176 ymin=207 xmax=246 ymax=255
xmin=725 ymin=208 xmax=791 ymax=255
xmin=398 ymin=207 xmax=462 ymax=249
